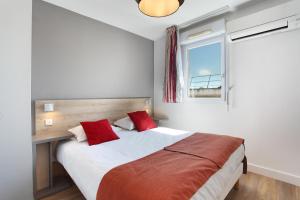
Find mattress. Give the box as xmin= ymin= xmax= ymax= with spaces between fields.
xmin=56 ymin=127 xmax=245 ymax=200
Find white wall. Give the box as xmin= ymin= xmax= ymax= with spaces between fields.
xmin=154 ymin=23 xmax=300 ymax=186
xmin=0 ymin=0 xmax=33 ymax=199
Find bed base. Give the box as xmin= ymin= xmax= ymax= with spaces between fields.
xmin=219 ymin=163 xmax=243 ymax=200
xmin=189 ymin=162 xmax=243 ymax=200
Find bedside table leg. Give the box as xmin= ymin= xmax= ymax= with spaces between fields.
xmin=49 ymin=142 xmax=53 ymax=188
xmin=32 ymin=144 xmax=37 ymax=199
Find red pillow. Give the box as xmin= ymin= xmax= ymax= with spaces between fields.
xmin=127 ymin=111 xmax=157 ymax=132
xmin=80 ymin=119 xmax=119 ymax=146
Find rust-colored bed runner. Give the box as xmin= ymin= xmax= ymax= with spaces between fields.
xmin=97 ymin=133 xmax=246 ymax=200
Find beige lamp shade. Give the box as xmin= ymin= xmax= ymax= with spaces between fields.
xmin=136 ymin=0 xmax=184 ymax=17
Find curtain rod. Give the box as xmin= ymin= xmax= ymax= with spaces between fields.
xmin=178 ymin=5 xmax=232 ymax=30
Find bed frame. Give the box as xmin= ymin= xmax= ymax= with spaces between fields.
xmin=35 ymin=98 xmax=152 ymax=135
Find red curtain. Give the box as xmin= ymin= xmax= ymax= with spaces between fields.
xmin=164 ymin=26 xmax=178 ymax=103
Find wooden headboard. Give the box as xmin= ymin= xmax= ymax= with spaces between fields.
xmin=35 ymin=97 xmax=152 ymax=135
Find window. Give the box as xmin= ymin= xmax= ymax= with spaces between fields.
xmin=183 ymin=37 xmax=225 ymax=98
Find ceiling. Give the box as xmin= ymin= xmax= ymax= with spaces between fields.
xmin=43 ymin=0 xmax=251 ymax=41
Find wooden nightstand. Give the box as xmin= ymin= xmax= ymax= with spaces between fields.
xmin=153 ymin=115 xmax=168 ymax=126
xmin=32 ymin=132 xmax=73 ymax=199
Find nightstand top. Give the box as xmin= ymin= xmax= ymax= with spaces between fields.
xmin=153 ymin=115 xmax=168 ymax=121
xmin=32 ymin=132 xmax=73 ymax=144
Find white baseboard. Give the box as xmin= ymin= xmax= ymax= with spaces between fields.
xmin=248 ymin=163 xmax=300 ymax=187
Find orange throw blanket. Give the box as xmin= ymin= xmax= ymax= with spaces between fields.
xmin=97 ymin=133 xmax=245 ymax=200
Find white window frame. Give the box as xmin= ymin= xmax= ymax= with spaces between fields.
xmin=182 ymin=35 xmax=226 ymax=102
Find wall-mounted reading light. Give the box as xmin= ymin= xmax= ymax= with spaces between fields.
xmin=44 ymin=103 xmax=54 ymax=112
xmin=44 ymin=103 xmax=54 ymax=126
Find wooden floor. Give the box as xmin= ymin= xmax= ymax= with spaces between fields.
xmin=226 ymin=173 xmax=300 ymax=200
xmin=41 ymin=186 xmax=85 ymax=200
xmin=42 ymin=172 xmax=300 ymax=200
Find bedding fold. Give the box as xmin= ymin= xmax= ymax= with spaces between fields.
xmin=97 ymin=133 xmax=246 ymax=200
xmin=164 ymin=133 xmax=245 ymax=169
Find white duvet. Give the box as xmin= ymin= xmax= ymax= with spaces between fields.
xmin=56 ymin=127 xmax=244 ymax=200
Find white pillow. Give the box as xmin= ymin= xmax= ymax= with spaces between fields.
xmin=111 ymin=125 xmax=123 ymax=132
xmin=68 ymin=125 xmax=86 ymax=142
xmin=114 ymin=117 xmax=135 ymax=130
xmin=69 ymin=125 xmax=122 ymax=142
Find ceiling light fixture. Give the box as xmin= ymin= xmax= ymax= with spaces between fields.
xmin=136 ymin=0 xmax=184 ymax=17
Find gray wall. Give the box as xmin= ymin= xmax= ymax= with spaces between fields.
xmin=0 ymin=0 xmax=33 ymax=199
xmin=32 ymin=0 xmax=154 ymax=100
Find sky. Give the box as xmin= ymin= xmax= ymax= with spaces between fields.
xmin=188 ymin=42 xmax=222 ymax=89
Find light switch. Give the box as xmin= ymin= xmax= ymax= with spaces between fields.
xmin=45 ymin=119 xmax=53 ymax=126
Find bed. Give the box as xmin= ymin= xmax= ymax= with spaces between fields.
xmin=34 ymin=98 xmax=245 ymax=200
xmin=57 ymin=127 xmax=245 ymax=200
